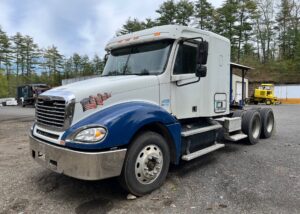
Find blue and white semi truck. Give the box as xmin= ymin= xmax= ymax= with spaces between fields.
xmin=29 ymin=25 xmax=275 ymax=196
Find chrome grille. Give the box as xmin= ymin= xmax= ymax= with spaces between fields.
xmin=36 ymin=95 xmax=75 ymax=130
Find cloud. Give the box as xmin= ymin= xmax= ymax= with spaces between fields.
xmin=0 ymin=0 xmax=224 ymax=57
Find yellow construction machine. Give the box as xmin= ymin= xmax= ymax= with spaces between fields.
xmin=248 ymin=83 xmax=280 ymax=105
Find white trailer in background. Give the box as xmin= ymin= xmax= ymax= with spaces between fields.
xmin=29 ymin=25 xmax=275 ymax=196
xmin=0 ymin=98 xmax=18 ymax=106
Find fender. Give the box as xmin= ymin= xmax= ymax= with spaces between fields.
xmin=62 ymin=101 xmax=181 ymax=161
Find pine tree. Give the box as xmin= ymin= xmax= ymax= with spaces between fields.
xmin=64 ymin=57 xmax=74 ymax=79
xmin=43 ymin=45 xmax=64 ymax=85
xmin=215 ymin=0 xmax=239 ymax=60
xmin=12 ymin=32 xmax=24 ymax=77
xmin=255 ymin=0 xmax=276 ymax=63
xmin=118 ymin=18 xmax=157 ymax=35
xmin=81 ymin=55 xmax=93 ymax=76
xmin=235 ymin=0 xmax=257 ymax=62
xmin=143 ymin=18 xmax=157 ymax=29
xmin=276 ymin=0 xmax=293 ymax=59
xmin=93 ymin=54 xmax=104 ymax=75
xmin=72 ymin=53 xmax=81 ymax=75
xmin=194 ymin=0 xmax=215 ymax=30
xmin=118 ymin=18 xmax=146 ymax=35
xmin=0 ymin=27 xmax=13 ymax=80
xmin=156 ymin=0 xmax=194 ymax=26
xmin=0 ymin=26 xmax=5 ymax=70
xmin=156 ymin=0 xmax=178 ymax=25
xmin=176 ymin=0 xmax=194 ymax=25
xmin=23 ymin=35 xmax=40 ymax=76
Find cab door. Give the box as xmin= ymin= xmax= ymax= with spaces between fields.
xmin=170 ymin=41 xmax=201 ymax=119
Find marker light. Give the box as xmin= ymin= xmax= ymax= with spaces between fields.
xmin=74 ymin=127 xmax=107 ymax=143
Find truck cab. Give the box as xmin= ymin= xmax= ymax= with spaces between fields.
xmin=29 ymin=25 xmax=275 ymax=196
xmin=17 ymin=84 xmax=50 ymax=107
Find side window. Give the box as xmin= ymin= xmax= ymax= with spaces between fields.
xmin=173 ymin=43 xmax=198 ymax=75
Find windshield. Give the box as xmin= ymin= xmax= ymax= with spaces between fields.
xmin=102 ymin=40 xmax=173 ymax=76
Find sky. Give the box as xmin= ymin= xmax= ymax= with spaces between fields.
xmin=0 ymin=0 xmax=224 ymax=57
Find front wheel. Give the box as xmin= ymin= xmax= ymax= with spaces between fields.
xmin=120 ymin=131 xmax=170 ymax=196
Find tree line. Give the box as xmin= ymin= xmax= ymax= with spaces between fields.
xmin=0 ymin=29 xmax=105 ymax=97
xmin=118 ymin=0 xmax=300 ymax=83
xmin=1 ymin=0 xmax=300 ymax=97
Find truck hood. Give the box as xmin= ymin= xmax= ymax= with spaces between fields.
xmin=43 ymin=75 xmax=159 ymax=102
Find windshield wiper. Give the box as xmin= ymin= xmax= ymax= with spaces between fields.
xmin=101 ymin=70 xmax=121 ymax=77
xmin=133 ymin=73 xmax=150 ymax=76
xmin=134 ymin=69 xmax=150 ymax=76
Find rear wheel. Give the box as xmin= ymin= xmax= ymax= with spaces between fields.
xmin=242 ymin=110 xmax=262 ymax=145
xmin=259 ymin=108 xmax=274 ymax=138
xmin=120 ymin=131 xmax=170 ymax=196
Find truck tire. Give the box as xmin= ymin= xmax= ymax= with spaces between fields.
xmin=242 ymin=110 xmax=261 ymax=145
xmin=120 ymin=131 xmax=170 ymax=196
xmin=258 ymin=108 xmax=274 ymax=138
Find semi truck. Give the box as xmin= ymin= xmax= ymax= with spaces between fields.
xmin=29 ymin=25 xmax=275 ymax=196
xmin=17 ymin=84 xmax=50 ymax=107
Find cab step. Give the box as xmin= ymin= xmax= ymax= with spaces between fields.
xmin=181 ymin=124 xmax=222 ymax=137
xmin=181 ymin=143 xmax=225 ymax=161
xmin=224 ymin=132 xmax=247 ymax=142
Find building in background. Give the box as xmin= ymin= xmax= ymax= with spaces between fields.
xmin=274 ymin=84 xmax=300 ymax=104
xmin=232 ymin=74 xmax=249 ymax=104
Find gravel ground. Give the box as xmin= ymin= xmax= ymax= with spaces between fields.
xmin=0 ymin=105 xmax=299 ymax=214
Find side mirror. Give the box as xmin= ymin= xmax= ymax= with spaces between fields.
xmin=196 ymin=65 xmax=207 ymax=78
xmin=197 ymin=41 xmax=208 ymax=65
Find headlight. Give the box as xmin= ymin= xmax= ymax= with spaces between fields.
xmin=74 ymin=127 xmax=107 ymax=143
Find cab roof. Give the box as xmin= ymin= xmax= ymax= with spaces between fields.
xmin=105 ymin=25 xmax=230 ymax=51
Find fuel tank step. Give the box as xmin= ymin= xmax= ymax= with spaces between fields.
xmin=224 ymin=132 xmax=248 ymax=142
xmin=181 ymin=124 xmax=222 ymax=137
xmin=181 ymin=143 xmax=225 ymax=161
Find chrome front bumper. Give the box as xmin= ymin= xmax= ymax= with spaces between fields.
xmin=29 ymin=134 xmax=127 ymax=180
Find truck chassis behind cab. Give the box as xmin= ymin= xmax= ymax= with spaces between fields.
xmin=29 ymin=25 xmax=275 ymax=196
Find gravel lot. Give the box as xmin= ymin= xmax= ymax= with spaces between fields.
xmin=0 ymin=105 xmax=299 ymax=214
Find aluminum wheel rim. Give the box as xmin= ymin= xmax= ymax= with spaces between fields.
xmin=266 ymin=114 xmax=274 ymax=133
xmin=252 ymin=116 xmax=261 ymax=139
xmin=135 ymin=144 xmax=163 ymax=185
